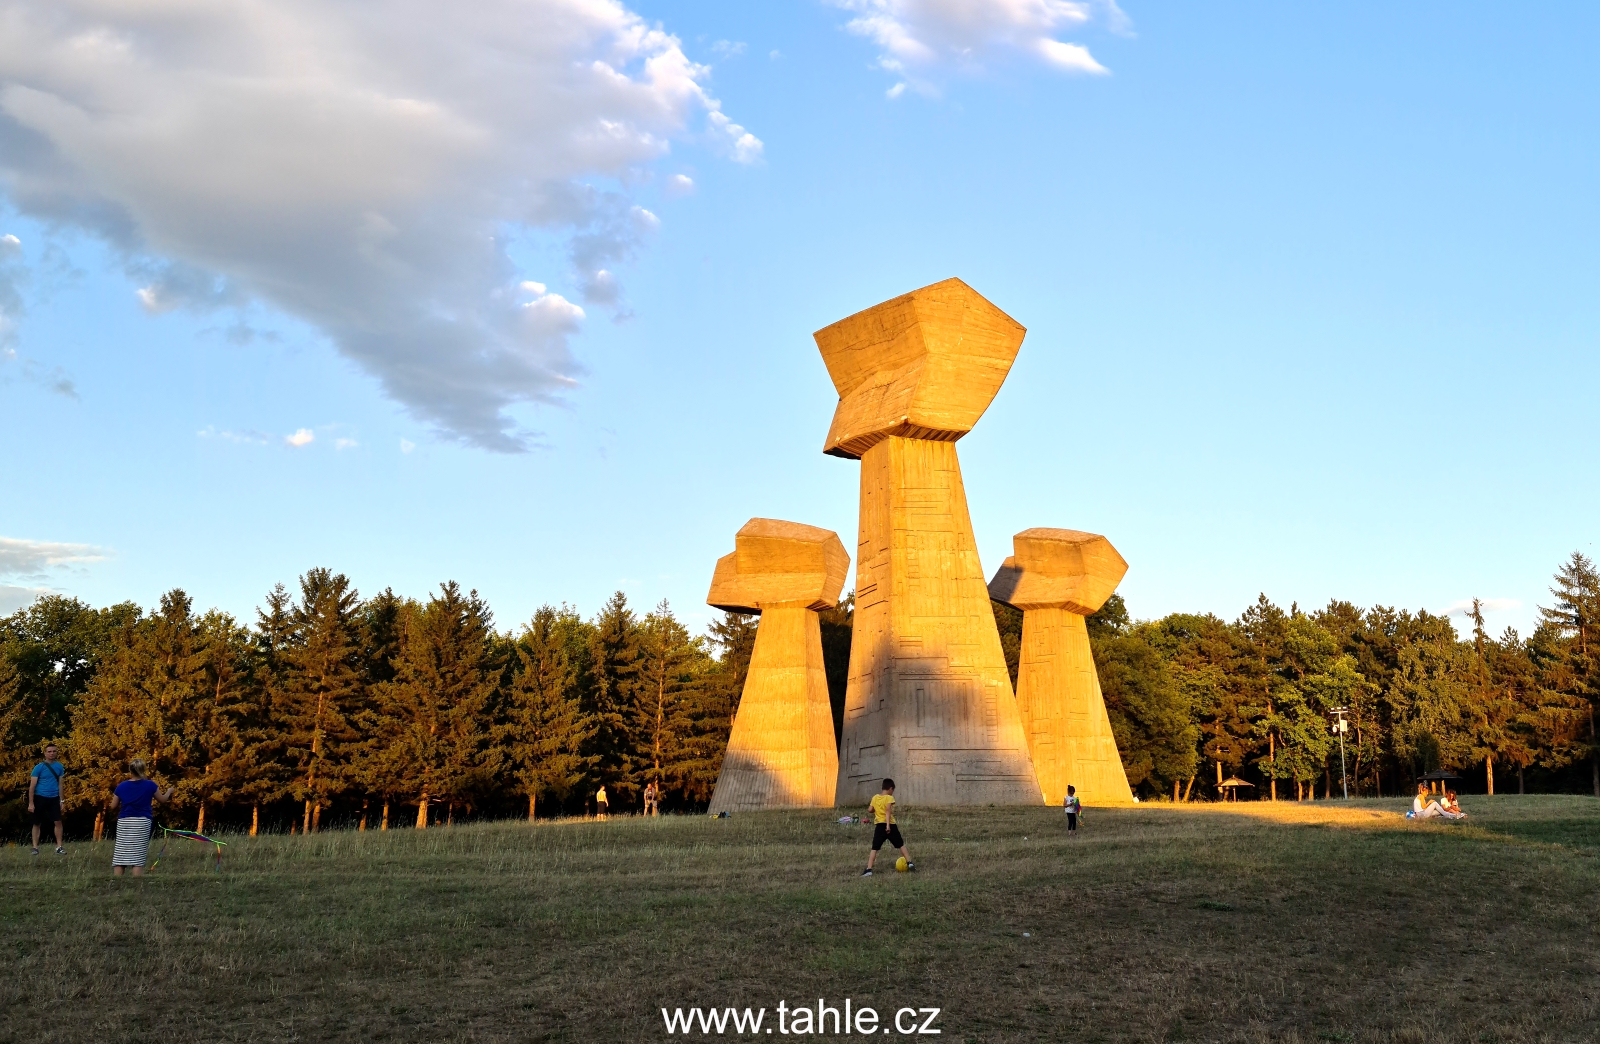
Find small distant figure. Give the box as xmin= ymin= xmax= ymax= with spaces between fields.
xmin=1439 ymin=790 xmax=1467 ymax=820
xmin=861 ymin=778 xmax=914 ymax=876
xmin=1063 ymin=785 xmax=1082 ymax=837
xmin=109 ymin=759 xmax=173 ymax=877
xmin=595 ymin=785 xmax=609 ymax=821
xmin=1410 ymin=783 xmax=1444 ymax=819
xmin=643 ymin=780 xmax=659 ymax=817
xmin=29 ymin=742 xmax=66 ymax=856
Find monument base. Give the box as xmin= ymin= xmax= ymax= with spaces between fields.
xmin=709 ymin=607 xmax=837 ymax=812
xmin=1017 ymin=608 xmax=1135 ymax=807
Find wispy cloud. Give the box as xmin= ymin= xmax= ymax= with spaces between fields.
xmin=197 ymin=425 xmax=271 ymax=445
xmin=334 ymin=437 xmax=359 ymax=450
xmin=285 ymin=429 xmax=315 ymax=448
xmin=0 ymin=232 xmax=77 ymax=397
xmin=1443 ymin=597 xmax=1522 ymax=617
xmin=0 ymin=0 xmax=760 ymax=452
xmin=830 ymin=0 xmax=1121 ymax=96
xmin=0 ymin=536 xmax=107 ymax=578
xmin=0 ymin=584 xmax=51 ymax=614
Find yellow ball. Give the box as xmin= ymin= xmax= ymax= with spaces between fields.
xmin=895 ymin=856 xmax=908 ymax=872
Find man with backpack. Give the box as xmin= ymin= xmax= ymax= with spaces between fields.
xmin=29 ymin=742 xmax=66 ymax=856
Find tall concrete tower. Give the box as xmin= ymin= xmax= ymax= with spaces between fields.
xmin=817 ymin=278 xmax=1042 ymax=807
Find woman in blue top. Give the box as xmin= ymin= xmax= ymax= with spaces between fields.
xmin=108 ymin=759 xmax=173 ymax=877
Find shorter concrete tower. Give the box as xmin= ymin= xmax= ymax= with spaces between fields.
xmin=988 ymin=529 xmax=1135 ymax=807
xmin=707 ymin=519 xmax=848 ymax=812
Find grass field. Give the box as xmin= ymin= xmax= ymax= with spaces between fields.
xmin=3 ymin=796 xmax=1598 ymax=1044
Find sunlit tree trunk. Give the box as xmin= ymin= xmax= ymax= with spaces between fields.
xmin=528 ymin=793 xmax=537 ymax=822
xmin=1268 ymin=728 xmax=1277 ymax=801
xmin=251 ymin=804 xmax=259 ymax=837
xmin=1182 ymin=776 xmax=1195 ymax=803
xmin=447 ymin=803 xmax=454 ymax=827
xmin=197 ymin=804 xmax=207 ymax=834
xmin=312 ymin=804 xmax=321 ymax=832
xmin=302 ymin=800 xmax=313 ymax=835
xmin=1486 ymin=753 xmax=1495 ymax=796
xmin=93 ymin=811 xmax=104 ymax=842
xmin=382 ymin=801 xmax=390 ymax=830
xmin=416 ymin=789 xmax=429 ymax=829
xmin=359 ymin=799 xmax=368 ymax=831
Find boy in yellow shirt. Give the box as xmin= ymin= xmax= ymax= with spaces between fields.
xmin=861 ymin=778 xmax=915 ymax=876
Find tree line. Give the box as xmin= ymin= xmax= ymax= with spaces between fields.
xmin=0 ymin=570 xmax=752 ymax=836
xmin=1041 ymin=552 xmax=1600 ymax=802
xmin=3 ymin=552 xmax=1597 ymax=835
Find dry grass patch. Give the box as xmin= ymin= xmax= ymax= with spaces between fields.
xmin=2 ymin=796 xmax=1597 ymax=1043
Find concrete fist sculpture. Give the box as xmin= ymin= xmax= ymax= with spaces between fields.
xmin=989 ymin=529 xmax=1135 ymax=806
xmin=818 ymin=279 xmax=1042 ymax=806
xmin=706 ymin=519 xmax=848 ymax=812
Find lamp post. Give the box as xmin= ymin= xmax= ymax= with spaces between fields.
xmin=1331 ymin=707 xmax=1350 ymax=800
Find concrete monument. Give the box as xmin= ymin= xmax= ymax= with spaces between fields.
xmin=706 ymin=518 xmax=848 ymax=812
xmin=988 ymin=528 xmax=1135 ymax=806
xmin=818 ymin=277 xmax=1042 ymax=806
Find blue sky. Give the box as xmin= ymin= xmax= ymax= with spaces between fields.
xmin=2 ymin=1 xmax=1596 ymax=639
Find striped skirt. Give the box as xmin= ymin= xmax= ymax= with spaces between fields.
xmin=112 ymin=817 xmax=152 ymax=867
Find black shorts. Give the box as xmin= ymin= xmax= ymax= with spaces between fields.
xmin=32 ymin=795 xmax=62 ymax=826
xmin=871 ymin=823 xmax=903 ymax=851
xmin=1066 ymin=812 xmax=1078 ymax=831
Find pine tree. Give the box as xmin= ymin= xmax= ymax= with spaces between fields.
xmin=503 ymin=605 xmax=596 ymax=819
xmin=630 ymin=602 xmax=719 ymax=805
xmin=1538 ymin=552 xmax=1600 ymax=795
xmin=283 ymin=569 xmax=365 ymax=833
xmin=240 ymin=584 xmax=296 ymax=834
xmin=184 ymin=609 xmax=254 ymax=833
xmin=365 ymin=583 xmax=501 ymax=828
xmin=588 ymin=591 xmax=640 ymax=799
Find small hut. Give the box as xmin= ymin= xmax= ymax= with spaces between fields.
xmin=1416 ymin=770 xmax=1463 ymax=796
xmin=1218 ymin=777 xmax=1255 ymax=802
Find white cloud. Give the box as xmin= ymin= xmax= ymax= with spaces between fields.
xmin=0 ymin=0 xmax=761 ymax=452
xmin=711 ymin=40 xmax=747 ymax=57
xmin=831 ymin=0 xmax=1119 ymax=88
xmin=666 ymin=174 xmax=696 ymax=197
xmin=400 ymin=438 xmax=416 ymax=454
xmin=0 ymin=535 xmax=107 ymax=578
xmin=0 ymin=535 xmax=109 ymax=610
xmin=0 ymin=583 xmax=50 ymax=614
xmin=285 ymin=429 xmax=315 ymax=448
xmin=335 ymin=437 xmax=359 ymax=450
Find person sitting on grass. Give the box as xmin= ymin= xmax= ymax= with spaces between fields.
xmin=1411 ymin=783 xmax=1444 ymax=819
xmin=1439 ymin=790 xmax=1467 ymax=820
xmin=861 ymin=778 xmax=914 ymax=876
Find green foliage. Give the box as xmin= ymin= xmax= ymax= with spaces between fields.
xmin=362 ymin=583 xmax=502 ymax=822
xmin=503 ymin=605 xmax=597 ymax=818
xmin=14 ymin=546 xmax=1600 ymax=828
